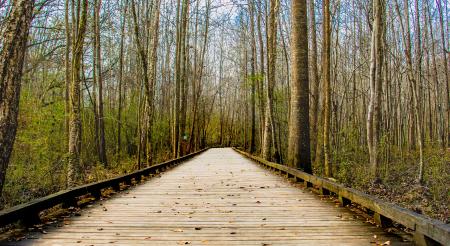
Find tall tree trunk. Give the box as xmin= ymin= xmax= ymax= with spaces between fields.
xmin=395 ymin=0 xmax=425 ymax=183
xmin=173 ymin=0 xmax=184 ymax=158
xmin=262 ymin=0 xmax=279 ymax=160
xmin=0 ymin=0 xmax=34 ymax=195
xmin=64 ymin=0 xmax=71 ymax=140
xmin=249 ymin=0 xmax=257 ymax=154
xmin=436 ymin=0 xmax=449 ymax=148
xmin=117 ymin=0 xmax=128 ymax=163
xmin=367 ymin=0 xmax=384 ymax=181
xmin=178 ymin=0 xmax=190 ymax=156
xmin=147 ymin=0 xmax=161 ymax=165
xmin=68 ymin=0 xmax=89 ymax=187
xmin=287 ymin=0 xmax=311 ymax=172
xmin=94 ymin=0 xmax=108 ymax=166
xmin=131 ymin=0 xmax=153 ymax=165
xmin=256 ymin=3 xmax=265 ymax=150
xmin=309 ymin=0 xmax=319 ymax=161
xmin=322 ymin=0 xmax=332 ymax=177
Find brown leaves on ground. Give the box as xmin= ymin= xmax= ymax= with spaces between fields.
xmin=366 ymin=178 xmax=449 ymax=223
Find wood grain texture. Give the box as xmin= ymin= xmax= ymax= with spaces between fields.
xmin=1 ymin=148 xmax=410 ymax=246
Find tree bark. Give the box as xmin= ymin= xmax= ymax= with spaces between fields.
xmin=435 ymin=0 xmax=449 ymax=149
xmin=367 ymin=0 xmax=384 ymax=181
xmin=68 ymin=0 xmax=89 ymax=187
xmin=117 ymin=0 xmax=128 ymax=163
xmin=262 ymin=0 xmax=279 ymax=160
xmin=0 ymin=0 xmax=34 ymax=195
xmin=309 ymin=0 xmax=319 ymax=161
xmin=394 ymin=0 xmax=425 ymax=183
xmin=94 ymin=0 xmax=108 ymax=166
xmin=322 ymin=0 xmax=332 ymax=177
xmin=287 ymin=0 xmax=311 ymax=173
xmin=64 ymin=0 xmax=71 ymax=139
xmin=249 ymin=0 xmax=257 ymax=154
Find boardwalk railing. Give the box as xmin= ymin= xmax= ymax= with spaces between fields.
xmin=0 ymin=148 xmax=209 ymax=228
xmin=233 ymin=148 xmax=450 ymax=246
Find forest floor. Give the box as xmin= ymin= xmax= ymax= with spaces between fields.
xmin=333 ymin=147 xmax=449 ymax=223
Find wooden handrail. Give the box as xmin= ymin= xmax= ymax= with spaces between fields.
xmin=233 ymin=148 xmax=450 ymax=246
xmin=0 ymin=148 xmax=209 ymax=228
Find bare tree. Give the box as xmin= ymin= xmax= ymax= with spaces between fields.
xmin=0 ymin=0 xmax=34 ymax=195
xmin=94 ymin=0 xmax=108 ymax=166
xmin=262 ymin=0 xmax=279 ymax=160
xmin=68 ymin=0 xmax=89 ymax=187
xmin=367 ymin=0 xmax=385 ymax=181
xmin=322 ymin=0 xmax=332 ymax=177
xmin=287 ymin=0 xmax=311 ymax=173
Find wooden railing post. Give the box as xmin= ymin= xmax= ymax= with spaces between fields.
xmin=91 ymin=189 xmax=102 ymax=199
xmin=413 ymin=233 xmax=441 ymax=246
xmin=134 ymin=175 xmax=142 ymax=183
xmin=112 ymin=182 xmax=121 ymax=191
xmin=62 ymin=197 xmax=78 ymax=209
xmin=374 ymin=212 xmax=392 ymax=227
xmin=338 ymin=195 xmax=351 ymax=207
xmin=304 ymin=181 xmax=312 ymax=188
xmin=319 ymin=187 xmax=330 ymax=196
xmin=20 ymin=212 xmax=41 ymax=227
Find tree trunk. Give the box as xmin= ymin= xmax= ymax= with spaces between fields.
xmin=0 ymin=0 xmax=34 ymax=195
xmin=147 ymin=0 xmax=161 ymax=165
xmin=395 ymin=0 xmax=425 ymax=183
xmin=262 ymin=0 xmax=279 ymax=160
xmin=309 ymin=0 xmax=319 ymax=161
xmin=436 ymin=0 xmax=449 ymax=149
xmin=179 ymin=0 xmax=190 ymax=156
xmin=367 ymin=0 xmax=384 ymax=181
xmin=94 ymin=0 xmax=108 ymax=166
xmin=322 ymin=0 xmax=332 ymax=177
xmin=249 ymin=0 xmax=257 ymax=154
xmin=287 ymin=0 xmax=311 ymax=173
xmin=68 ymin=0 xmax=89 ymax=187
xmin=131 ymin=0 xmax=157 ymax=166
xmin=256 ymin=3 xmax=266 ymax=150
xmin=117 ymin=0 xmax=128 ymax=163
xmin=64 ymin=0 xmax=71 ymax=140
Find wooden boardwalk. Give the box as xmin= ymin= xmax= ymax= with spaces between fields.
xmin=3 ymin=148 xmax=410 ymax=245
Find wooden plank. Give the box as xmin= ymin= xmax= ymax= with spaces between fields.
xmin=234 ymin=148 xmax=450 ymax=246
xmin=0 ymin=148 xmax=208 ymax=228
xmin=1 ymin=148 xmax=411 ymax=246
